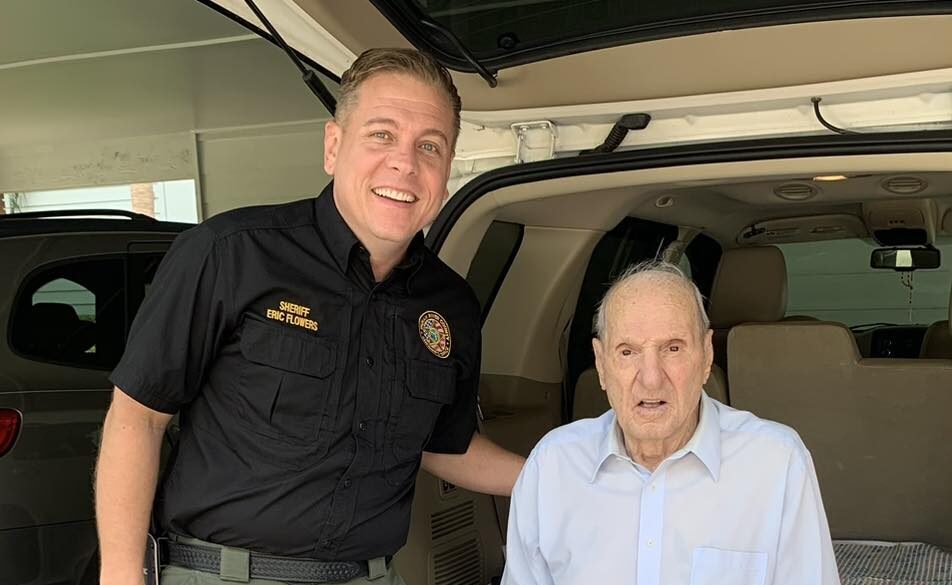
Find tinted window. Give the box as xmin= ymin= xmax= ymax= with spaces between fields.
xmin=10 ymin=253 xmax=165 ymax=369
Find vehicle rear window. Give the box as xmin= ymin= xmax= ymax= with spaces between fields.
xmin=780 ymin=238 xmax=952 ymax=327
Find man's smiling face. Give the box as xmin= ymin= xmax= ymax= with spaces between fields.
xmin=323 ymin=72 xmax=455 ymax=251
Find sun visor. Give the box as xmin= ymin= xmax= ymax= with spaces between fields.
xmin=738 ymin=214 xmax=867 ymax=245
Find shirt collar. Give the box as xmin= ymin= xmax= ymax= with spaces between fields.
xmin=314 ymin=182 xmax=359 ymax=274
xmin=314 ymin=181 xmax=427 ymax=292
xmin=590 ymin=392 xmax=722 ymax=483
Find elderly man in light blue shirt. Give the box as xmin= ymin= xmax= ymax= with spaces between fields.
xmin=502 ymin=261 xmax=840 ymax=585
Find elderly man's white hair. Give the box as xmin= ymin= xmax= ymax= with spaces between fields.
xmin=593 ymin=260 xmax=710 ymax=339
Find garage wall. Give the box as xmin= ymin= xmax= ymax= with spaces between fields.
xmin=198 ymin=123 xmax=330 ymax=216
xmin=0 ymin=34 xmax=334 ymax=216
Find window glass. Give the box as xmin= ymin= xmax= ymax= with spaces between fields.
xmin=33 ymin=278 xmax=96 ymax=322
xmin=11 ymin=253 xmax=167 ymax=369
xmin=780 ymin=238 xmax=952 ymax=327
xmin=3 ymin=180 xmax=199 ymax=223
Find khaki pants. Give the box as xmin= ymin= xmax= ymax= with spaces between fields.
xmin=159 ymin=536 xmax=406 ymax=585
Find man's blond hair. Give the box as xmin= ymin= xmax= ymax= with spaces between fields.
xmin=336 ymin=48 xmax=461 ymax=147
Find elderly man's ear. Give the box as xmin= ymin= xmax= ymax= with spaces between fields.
xmin=702 ymin=329 xmax=714 ymax=383
xmin=592 ymin=337 xmax=607 ymax=391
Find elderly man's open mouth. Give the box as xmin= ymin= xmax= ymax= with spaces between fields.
xmin=636 ymin=399 xmax=668 ymax=411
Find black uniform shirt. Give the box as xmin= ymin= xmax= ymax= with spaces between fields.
xmin=110 ymin=183 xmax=480 ymax=560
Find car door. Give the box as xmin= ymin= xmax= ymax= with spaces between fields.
xmin=0 ymin=227 xmax=180 ymax=585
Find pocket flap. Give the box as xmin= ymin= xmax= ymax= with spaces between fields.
xmin=407 ymin=359 xmax=456 ymax=404
xmin=240 ymin=319 xmax=335 ymax=378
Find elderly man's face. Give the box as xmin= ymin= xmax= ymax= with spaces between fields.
xmin=323 ymin=72 xmax=455 ymax=251
xmin=592 ymin=278 xmax=713 ymax=458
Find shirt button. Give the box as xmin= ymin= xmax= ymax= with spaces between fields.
xmin=358 ymin=421 xmax=368 ymax=431
xmin=365 ymin=356 xmax=374 ymax=367
xmin=343 ymin=478 xmax=352 ymax=488
xmin=651 ymin=485 xmax=657 ymax=492
xmin=647 ymin=539 xmax=654 ymax=547
xmin=322 ymin=540 xmax=334 ymax=548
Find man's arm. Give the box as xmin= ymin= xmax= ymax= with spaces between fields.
xmin=95 ymin=387 xmax=173 ymax=585
xmin=421 ymin=433 xmax=525 ymax=496
xmin=772 ymin=447 xmax=842 ymax=585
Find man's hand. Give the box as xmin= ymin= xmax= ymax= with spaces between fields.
xmin=95 ymin=387 xmax=172 ymax=585
xmin=422 ymin=433 xmax=525 ymax=496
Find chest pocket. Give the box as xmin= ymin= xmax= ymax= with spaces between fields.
xmin=236 ymin=318 xmax=337 ymax=448
xmin=385 ymin=358 xmax=456 ymax=485
xmin=690 ymin=547 xmax=768 ymax=585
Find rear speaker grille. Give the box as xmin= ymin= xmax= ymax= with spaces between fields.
xmin=433 ymin=536 xmax=482 ymax=585
xmin=431 ymin=500 xmax=475 ymax=541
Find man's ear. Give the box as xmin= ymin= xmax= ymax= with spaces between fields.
xmin=702 ymin=328 xmax=714 ymax=380
xmin=323 ymin=120 xmax=341 ymax=176
xmin=592 ymin=337 xmax=607 ymax=392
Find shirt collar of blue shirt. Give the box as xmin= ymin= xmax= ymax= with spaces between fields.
xmin=590 ymin=392 xmax=721 ymax=483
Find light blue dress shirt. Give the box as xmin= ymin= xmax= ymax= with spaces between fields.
xmin=502 ymin=394 xmax=841 ymax=585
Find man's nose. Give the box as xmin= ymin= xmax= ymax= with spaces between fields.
xmin=637 ymin=349 xmax=665 ymax=390
xmin=388 ymin=141 xmax=419 ymax=175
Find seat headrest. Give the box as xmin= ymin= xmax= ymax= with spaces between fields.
xmin=709 ymin=246 xmax=787 ymax=328
xmin=18 ymin=302 xmax=96 ymax=358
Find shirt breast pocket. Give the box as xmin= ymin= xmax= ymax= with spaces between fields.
xmin=385 ymin=358 xmax=456 ymax=486
xmin=690 ymin=547 xmax=768 ymax=585
xmin=236 ymin=318 xmax=336 ymax=449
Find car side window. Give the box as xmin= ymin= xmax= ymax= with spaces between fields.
xmin=10 ymin=252 xmax=166 ymax=369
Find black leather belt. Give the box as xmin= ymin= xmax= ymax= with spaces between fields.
xmin=166 ymin=540 xmax=377 ymax=583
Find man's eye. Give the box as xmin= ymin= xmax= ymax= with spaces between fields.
xmin=371 ymin=131 xmax=391 ymax=140
xmin=620 ymin=349 xmax=632 ymax=357
xmin=668 ymin=345 xmax=681 ymax=353
xmin=420 ymin=142 xmax=440 ymax=153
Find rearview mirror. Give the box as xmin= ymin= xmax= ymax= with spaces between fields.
xmin=870 ymin=247 xmax=940 ymax=271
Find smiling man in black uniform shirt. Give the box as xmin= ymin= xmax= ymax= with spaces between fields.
xmin=95 ymin=48 xmax=525 ymax=585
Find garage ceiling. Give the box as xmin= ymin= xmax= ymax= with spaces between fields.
xmin=0 ymin=0 xmax=248 ymax=67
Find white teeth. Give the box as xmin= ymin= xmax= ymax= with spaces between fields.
xmin=372 ymin=188 xmax=417 ymax=203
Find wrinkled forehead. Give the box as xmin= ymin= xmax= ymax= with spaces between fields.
xmin=605 ymin=277 xmax=704 ymax=339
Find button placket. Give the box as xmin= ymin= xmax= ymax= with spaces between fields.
xmin=636 ymin=472 xmax=666 ymax=585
